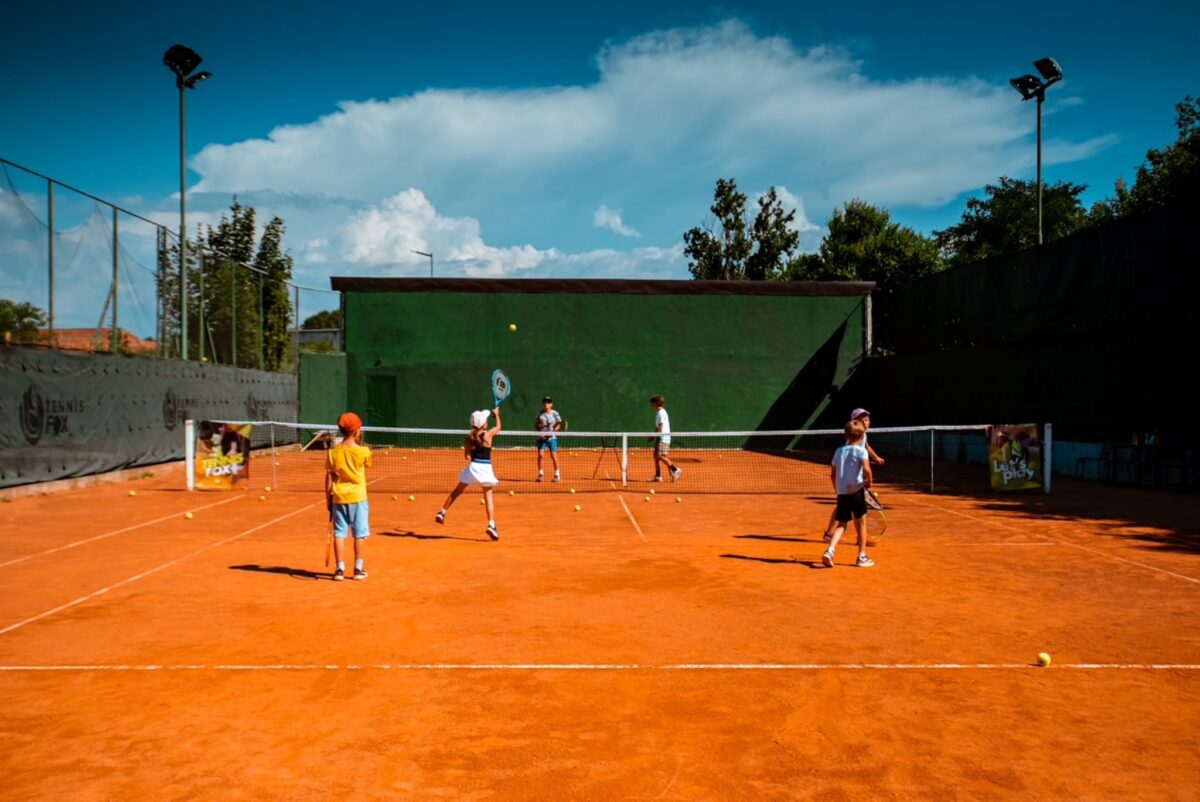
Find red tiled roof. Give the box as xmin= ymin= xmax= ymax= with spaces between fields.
xmin=34 ymin=328 xmax=157 ymax=354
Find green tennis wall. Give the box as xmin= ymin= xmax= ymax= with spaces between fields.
xmin=298 ymin=352 xmax=346 ymax=424
xmin=329 ymin=278 xmax=872 ymax=433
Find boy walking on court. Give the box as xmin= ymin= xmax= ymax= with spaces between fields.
xmin=649 ymin=395 xmax=681 ymax=482
xmin=822 ymin=419 xmax=875 ymax=568
xmin=325 ymin=412 xmax=372 ymax=581
xmin=823 ymin=407 xmax=885 ymax=541
xmin=535 ymin=396 xmax=562 ymax=482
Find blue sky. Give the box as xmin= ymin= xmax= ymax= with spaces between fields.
xmin=2 ymin=0 xmax=1198 ymax=293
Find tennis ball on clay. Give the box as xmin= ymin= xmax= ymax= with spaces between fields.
xmin=676 ymin=497 xmax=682 ymax=503
xmin=408 ymin=495 xmax=416 ymax=502
xmin=184 ymin=512 xmax=193 ymax=520
xmin=128 ymin=490 xmax=137 ymax=497
xmin=1037 ymin=652 xmax=1052 ymax=667
xmin=509 ymin=490 xmax=516 ymax=496
xmin=508 ymin=323 xmax=517 ymax=332
xmin=574 ymin=504 xmax=581 ymax=511
xmin=643 ymin=496 xmax=650 ymax=502
xmin=265 ymin=486 xmax=272 ymax=492
xmin=649 ymin=489 xmax=656 ymax=495
xmin=259 ymin=495 xmax=266 ymax=501
xmin=392 ymin=495 xmax=398 ymax=500
xmin=569 ymin=488 xmax=576 ymax=494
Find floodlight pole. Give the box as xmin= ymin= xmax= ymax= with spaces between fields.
xmin=178 ymin=80 xmax=188 ymax=359
xmin=1036 ymin=88 xmax=1044 ymax=246
xmin=413 ymin=250 xmax=433 ymax=277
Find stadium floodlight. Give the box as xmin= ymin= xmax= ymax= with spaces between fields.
xmin=163 ymin=45 xmax=213 ymax=360
xmin=1009 ymin=57 xmax=1063 ymax=246
xmin=413 ymin=250 xmax=433 ymax=278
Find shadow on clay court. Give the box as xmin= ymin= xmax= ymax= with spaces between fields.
xmin=734 ymin=533 xmax=820 ymax=544
xmin=720 ymin=553 xmax=823 ymax=569
xmin=228 ymin=564 xmax=329 ymax=580
xmin=379 ymin=529 xmax=490 ymax=542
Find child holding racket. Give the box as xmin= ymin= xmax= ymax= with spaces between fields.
xmin=823 ymin=407 xmax=884 ymax=541
xmin=822 ymin=419 xmax=875 ymax=568
xmin=435 ymin=407 xmax=502 ymax=540
xmin=649 ymin=395 xmax=681 ymax=482
xmin=535 ymin=396 xmax=562 ymax=482
xmin=324 ymin=412 xmax=372 ymax=581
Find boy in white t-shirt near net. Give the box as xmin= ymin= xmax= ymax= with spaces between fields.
xmin=649 ymin=394 xmax=681 ymax=482
xmin=535 ymin=396 xmax=562 ymax=482
xmin=822 ymin=419 xmax=875 ymax=568
xmin=823 ymin=407 xmax=884 ymax=541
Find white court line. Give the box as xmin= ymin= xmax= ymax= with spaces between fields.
xmin=616 ymin=495 xmax=647 ymax=542
xmin=0 ymin=502 xmax=320 ymax=637
xmin=0 ymin=662 xmax=1198 ymax=671
xmin=0 ymin=494 xmax=246 ymax=570
xmin=907 ymin=498 xmax=1200 ymax=585
xmin=941 ymin=542 xmax=1057 ymax=547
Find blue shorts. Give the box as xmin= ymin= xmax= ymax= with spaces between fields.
xmin=537 ymin=436 xmax=558 ymax=453
xmin=332 ymin=500 xmax=370 ymax=539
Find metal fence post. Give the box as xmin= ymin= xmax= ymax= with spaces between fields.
xmin=111 ymin=207 xmax=119 ymax=352
xmin=47 ymin=180 xmax=54 ymax=344
xmin=231 ymin=261 xmax=237 ymax=367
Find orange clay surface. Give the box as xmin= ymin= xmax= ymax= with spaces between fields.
xmin=1 ymin=466 xmax=1198 ymax=801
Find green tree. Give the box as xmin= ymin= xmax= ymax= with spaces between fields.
xmin=203 ymin=199 xmax=260 ymax=368
xmin=302 ymin=310 xmax=341 ymax=329
xmin=255 ymin=216 xmax=294 ymax=372
xmin=933 ymin=177 xmax=1089 ymax=266
xmin=787 ymin=200 xmax=942 ymax=288
xmin=684 ymin=179 xmax=798 ymax=279
xmin=1093 ymin=95 xmax=1200 ymax=220
xmin=0 ymin=299 xmax=47 ymax=343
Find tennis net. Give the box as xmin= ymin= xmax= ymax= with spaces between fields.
xmin=186 ymin=421 xmax=1036 ymax=497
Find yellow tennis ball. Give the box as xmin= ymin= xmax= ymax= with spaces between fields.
xmin=569 ymin=488 xmax=576 ymax=494
xmin=480 ymin=498 xmax=486 ymax=505
xmin=259 ymin=495 xmax=266 ymax=501
xmin=574 ymin=504 xmax=581 ymax=511
xmin=643 ymin=496 xmax=650 ymax=502
xmin=1037 ymin=652 xmax=1052 ymax=667
xmin=184 ymin=512 xmax=193 ymax=520
xmin=649 ymin=489 xmax=655 ymax=495
xmin=508 ymin=323 xmax=517 ymax=332
xmin=408 ymin=495 xmax=416 ymax=502
xmin=128 ymin=490 xmax=136 ymax=497
xmin=392 ymin=495 xmax=398 ymax=500
xmin=265 ymin=486 xmax=272 ymax=492
xmin=676 ymin=497 xmax=682 ymax=503
xmin=509 ymin=490 xmax=515 ymax=496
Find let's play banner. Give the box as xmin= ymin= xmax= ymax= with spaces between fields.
xmin=988 ymin=424 xmax=1042 ymax=491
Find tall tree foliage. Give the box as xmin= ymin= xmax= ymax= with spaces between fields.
xmin=684 ymin=179 xmax=799 ymax=280
xmin=1092 ymin=95 xmax=1200 ymax=220
xmin=157 ymin=198 xmax=293 ymax=369
xmin=787 ymin=200 xmax=942 ymax=287
xmin=933 ymin=178 xmax=1089 ymax=267
xmin=0 ymin=299 xmax=47 ymax=343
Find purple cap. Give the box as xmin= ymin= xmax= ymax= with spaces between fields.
xmin=851 ymin=408 xmax=870 ymax=420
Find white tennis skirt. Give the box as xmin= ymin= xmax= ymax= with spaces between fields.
xmin=458 ymin=459 xmax=499 ymax=486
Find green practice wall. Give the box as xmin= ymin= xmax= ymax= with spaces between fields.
xmin=299 ymin=352 xmax=347 ymax=424
xmin=336 ymin=281 xmax=869 ymax=433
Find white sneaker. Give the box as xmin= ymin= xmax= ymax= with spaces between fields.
xmin=671 ymin=467 xmax=682 ymax=482
xmin=651 ymin=476 xmax=664 ymax=482
xmin=486 ymin=525 xmax=499 ymax=541
xmin=553 ymin=473 xmax=560 ymax=482
xmin=856 ymin=554 xmax=875 ymax=568
xmin=434 ymin=510 xmax=446 ymax=525
xmin=353 ymin=569 xmax=368 ymax=581
xmin=822 ymin=550 xmax=835 ymax=568
xmin=537 ymin=471 xmax=544 ymax=482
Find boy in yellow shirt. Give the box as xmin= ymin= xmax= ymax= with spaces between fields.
xmin=325 ymin=412 xmax=372 ymax=581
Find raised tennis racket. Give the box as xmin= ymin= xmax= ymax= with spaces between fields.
xmin=491 ymin=369 xmax=512 ymax=407
xmin=864 ymin=488 xmax=888 ymax=543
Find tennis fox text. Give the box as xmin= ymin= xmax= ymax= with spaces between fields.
xmin=203 ymin=452 xmax=246 ymax=477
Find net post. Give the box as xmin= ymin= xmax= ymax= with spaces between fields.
xmin=1043 ymin=423 xmax=1053 ymax=494
xmin=270 ymin=424 xmax=278 ymax=491
xmin=184 ymin=419 xmax=195 ymax=491
xmin=620 ymin=434 xmax=628 ymax=486
xmin=929 ymin=428 xmax=935 ymax=492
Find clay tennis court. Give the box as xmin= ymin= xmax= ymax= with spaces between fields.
xmin=1 ymin=466 xmax=1198 ymax=800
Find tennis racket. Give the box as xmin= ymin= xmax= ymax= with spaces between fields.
xmin=324 ymin=512 xmax=334 ymax=567
xmin=864 ymin=488 xmax=888 ymax=543
xmin=491 ymin=369 xmax=512 ymax=407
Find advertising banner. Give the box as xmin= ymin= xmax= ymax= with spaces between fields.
xmin=988 ymin=424 xmax=1042 ymax=491
xmin=193 ymin=421 xmax=252 ymax=490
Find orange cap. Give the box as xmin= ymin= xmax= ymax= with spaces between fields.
xmin=338 ymin=412 xmax=362 ymax=435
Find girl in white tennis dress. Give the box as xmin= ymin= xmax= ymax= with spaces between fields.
xmin=435 ymin=407 xmax=502 ymax=540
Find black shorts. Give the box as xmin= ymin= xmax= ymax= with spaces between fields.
xmin=835 ymin=489 xmax=867 ymax=524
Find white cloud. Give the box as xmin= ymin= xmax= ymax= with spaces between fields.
xmin=179 ymin=19 xmax=1110 ymax=280
xmin=593 ymin=205 xmax=639 ymax=237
